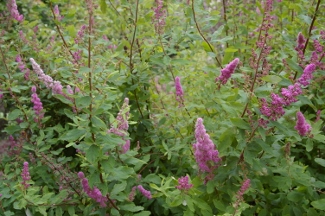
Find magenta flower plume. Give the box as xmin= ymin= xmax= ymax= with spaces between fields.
xmin=281 ymin=83 xmax=302 ymax=106
xmin=53 ymin=5 xmax=63 ymax=21
xmin=216 ymin=58 xmax=239 ymax=84
xmin=193 ymin=118 xmax=221 ymax=173
xmin=121 ymin=140 xmax=130 ymax=154
xmin=31 ymin=86 xmax=44 ymax=122
xmin=295 ymin=112 xmax=311 ymax=136
xmin=297 ymin=64 xmax=316 ymax=87
xmin=78 ymin=172 xmax=108 ymax=207
xmin=260 ymin=93 xmax=285 ymax=121
xmin=295 ymin=32 xmax=306 ymax=50
xmin=175 ymin=76 xmax=184 ymax=103
xmin=176 ymin=176 xmax=193 ymax=191
xmin=21 ymin=162 xmax=31 ymax=189
xmin=137 ymin=185 xmax=152 ymax=199
xmin=7 ymin=0 xmax=24 ymax=22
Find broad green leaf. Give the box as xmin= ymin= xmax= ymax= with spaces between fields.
xmin=315 ymin=158 xmax=325 ymax=167
xmin=261 ymin=75 xmax=282 ymax=84
xmin=120 ymin=204 xmax=144 ymax=212
xmin=111 ymin=181 xmax=127 ymax=196
xmin=311 ymin=199 xmax=325 ymax=210
xmin=50 ymin=190 xmax=69 ymax=205
xmin=60 ymin=129 xmax=86 ymax=141
xmin=7 ymin=109 xmax=22 ymax=120
xmin=100 ymin=0 xmax=107 ymax=13
xmin=230 ymin=118 xmax=250 ymax=130
xmin=86 ymin=145 xmax=101 ymax=164
xmin=76 ymin=96 xmax=92 ymax=109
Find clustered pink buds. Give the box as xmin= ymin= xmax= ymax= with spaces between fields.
xmin=175 ymin=76 xmax=184 ymax=105
xmin=53 ymin=5 xmax=63 ymax=21
xmin=30 ymin=58 xmax=63 ymax=95
xmin=176 ymin=176 xmax=193 ymax=191
xmin=78 ymin=172 xmax=108 ymax=207
xmin=281 ymin=83 xmax=302 ymax=106
xmin=31 ymin=86 xmax=44 ymax=122
xmin=193 ymin=118 xmax=221 ymax=174
xmin=72 ymin=50 xmax=82 ymax=64
xmin=21 ymin=162 xmax=31 ymax=189
xmin=295 ymin=32 xmax=306 ymax=65
xmin=137 ymin=185 xmax=152 ymax=199
xmin=75 ymin=25 xmax=87 ymax=44
xmin=152 ymin=0 xmax=166 ymax=34
xmin=7 ymin=0 xmax=24 ymax=22
xmin=235 ymin=178 xmax=250 ymax=206
xmin=295 ymin=111 xmax=311 ymax=136
xmin=216 ymin=58 xmax=239 ymax=84
xmin=297 ymin=64 xmax=316 ymax=87
xmin=122 ymin=140 xmax=130 ymax=154
xmin=128 ymin=186 xmax=137 ymax=201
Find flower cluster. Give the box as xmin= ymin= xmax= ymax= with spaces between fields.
xmin=295 ymin=112 xmax=311 ymax=136
xmin=16 ymin=55 xmax=30 ymax=80
xmin=234 ymin=178 xmax=251 ymax=208
xmin=78 ymin=172 xmax=108 ymax=207
xmin=108 ymin=98 xmax=131 ymax=153
xmin=175 ymin=76 xmax=184 ymax=105
xmin=31 ymin=86 xmax=44 ymax=122
xmin=7 ymin=0 xmax=24 ymax=22
xmin=137 ymin=185 xmax=152 ymax=199
xmin=75 ymin=25 xmax=87 ymax=44
xmin=193 ymin=118 xmax=221 ymax=174
xmin=176 ymin=176 xmax=193 ymax=191
xmin=260 ymin=63 xmax=316 ymax=124
xmin=216 ymin=58 xmax=240 ymax=84
xmin=53 ymin=5 xmax=63 ymax=21
xmin=152 ymin=0 xmax=166 ymax=34
xmin=21 ymin=162 xmax=31 ymax=189
xmin=30 ymin=58 xmax=63 ymax=95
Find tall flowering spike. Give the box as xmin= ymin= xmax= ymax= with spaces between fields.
xmin=75 ymin=25 xmax=87 ymax=44
xmin=53 ymin=5 xmax=63 ymax=21
xmin=175 ymin=76 xmax=184 ymax=103
xmin=234 ymin=178 xmax=251 ymax=208
xmin=21 ymin=162 xmax=31 ymax=189
xmin=152 ymin=0 xmax=166 ymax=34
xmin=108 ymin=98 xmax=130 ymax=137
xmin=295 ymin=32 xmax=306 ymax=50
xmin=297 ymin=64 xmax=316 ymax=87
xmin=137 ymin=185 xmax=152 ymax=199
xmin=216 ymin=58 xmax=239 ymax=84
xmin=78 ymin=172 xmax=108 ymax=207
xmin=31 ymin=86 xmax=44 ymax=122
xmin=30 ymin=58 xmax=63 ymax=95
xmin=295 ymin=112 xmax=311 ymax=136
xmin=193 ymin=118 xmax=221 ymax=173
xmin=7 ymin=0 xmax=24 ymax=22
xmin=176 ymin=176 xmax=193 ymax=191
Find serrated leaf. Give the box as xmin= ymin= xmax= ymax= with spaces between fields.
xmin=8 ymin=109 xmax=22 ymax=121
xmin=230 ymin=118 xmax=250 ymax=130
xmin=111 ymin=181 xmax=127 ymax=196
xmin=50 ymin=190 xmax=69 ymax=205
xmin=76 ymin=96 xmax=92 ymax=109
xmin=91 ymin=116 xmax=107 ymax=130
xmin=86 ymin=145 xmax=101 ymax=163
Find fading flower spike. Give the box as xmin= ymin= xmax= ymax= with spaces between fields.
xmin=108 ymin=98 xmax=130 ymax=137
xmin=295 ymin=112 xmax=311 ymax=136
xmin=21 ymin=162 xmax=31 ymax=189
xmin=54 ymin=5 xmax=63 ymax=21
xmin=216 ymin=58 xmax=239 ymax=84
xmin=175 ymin=76 xmax=184 ymax=104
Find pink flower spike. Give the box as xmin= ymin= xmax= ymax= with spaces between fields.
xmin=176 ymin=176 xmax=193 ymax=191
xmin=7 ymin=0 xmax=24 ymax=22
xmin=137 ymin=185 xmax=152 ymax=199
xmin=297 ymin=64 xmax=316 ymax=87
xmin=216 ymin=58 xmax=239 ymax=84
xmin=295 ymin=32 xmax=306 ymax=50
xmin=21 ymin=162 xmax=31 ymax=189
xmin=295 ymin=112 xmax=311 ymax=136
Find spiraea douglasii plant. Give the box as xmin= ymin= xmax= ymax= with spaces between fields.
xmin=0 ymin=0 xmax=325 ymax=215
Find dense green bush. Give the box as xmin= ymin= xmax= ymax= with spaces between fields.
xmin=0 ymin=0 xmax=325 ymax=215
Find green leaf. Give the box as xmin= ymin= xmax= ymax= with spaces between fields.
xmin=55 ymin=94 xmax=74 ymax=105
xmin=86 ymin=145 xmax=101 ymax=164
xmin=76 ymin=96 xmax=92 ymax=109
xmin=230 ymin=118 xmax=250 ymax=130
xmin=7 ymin=109 xmax=22 ymax=120
xmin=306 ymin=139 xmax=313 ymax=152
xmin=119 ymin=204 xmax=144 ymax=212
xmin=111 ymin=181 xmax=127 ymax=196
xmin=315 ymin=158 xmax=325 ymax=167
xmin=91 ymin=116 xmax=107 ymax=130
xmin=50 ymin=190 xmax=69 ymax=205
xmin=133 ymin=211 xmax=151 ymax=216
xmin=261 ymin=75 xmax=282 ymax=84
xmin=311 ymin=199 xmax=325 ymax=210
xmin=4 ymin=125 xmax=21 ymax=134
xmin=287 ymin=191 xmax=303 ymax=202
xmin=100 ymin=0 xmax=107 ymax=13
xmin=60 ymin=129 xmax=86 ymax=142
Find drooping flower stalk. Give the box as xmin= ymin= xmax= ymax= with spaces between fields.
xmin=216 ymin=58 xmax=239 ymax=84
xmin=78 ymin=172 xmax=108 ymax=207
xmin=137 ymin=185 xmax=152 ymax=199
